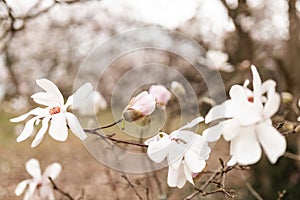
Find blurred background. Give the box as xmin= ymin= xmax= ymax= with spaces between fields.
xmin=1 ymin=0 xmax=300 ymax=199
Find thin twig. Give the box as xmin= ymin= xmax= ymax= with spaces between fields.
xmin=121 ymin=173 xmax=143 ymax=200
xmin=245 ymin=182 xmax=264 ymax=200
xmin=284 ymin=152 xmax=300 ymax=161
xmin=84 ymin=118 xmax=124 ymax=132
xmin=48 ymin=177 xmax=75 ymax=200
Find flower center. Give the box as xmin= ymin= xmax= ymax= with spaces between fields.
xmin=247 ymin=96 xmax=254 ymax=103
xmin=49 ymin=106 xmax=61 ymax=115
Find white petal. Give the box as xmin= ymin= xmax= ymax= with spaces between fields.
xmin=222 ymin=119 xmax=240 ymax=141
xmin=31 ymin=117 xmax=50 ymax=148
xmin=178 ymin=116 xmax=204 ymax=130
xmin=49 ymin=113 xmax=68 ymax=141
xmin=183 ymin=163 xmax=194 ymax=185
xmin=26 ymin=159 xmax=41 ymax=180
xmin=31 ymin=92 xmax=60 ymax=107
xmin=205 ymin=100 xmax=233 ymax=123
xmin=251 ymin=65 xmax=263 ymax=107
xmin=167 ymin=164 xmax=186 ymax=188
xmin=256 ymin=122 xmax=286 ymax=164
xmin=185 ymin=151 xmax=206 ymax=173
xmin=43 ymin=162 xmax=62 ymax=181
xmin=261 ymin=80 xmax=276 ymax=94
xmin=263 ymin=90 xmax=280 ymax=118
xmin=16 ymin=117 xmax=38 ymax=142
xmin=229 ymin=85 xmax=248 ymax=104
xmin=10 ymin=107 xmax=45 ymax=122
xmin=15 ymin=180 xmax=30 ymax=196
xmin=36 ymin=79 xmax=64 ymax=105
xmin=65 ymin=112 xmax=87 ymax=140
xmin=147 ymin=136 xmax=171 ymax=163
xmin=65 ymin=82 xmax=93 ymax=109
xmin=39 ymin=186 xmax=55 ymax=200
xmin=28 ymin=182 xmax=38 ymax=197
xmin=227 ymin=156 xmax=237 ymax=166
xmin=202 ymin=122 xmax=223 ymax=142
xmin=23 ymin=189 xmax=32 ymax=200
xmin=230 ymin=126 xmax=262 ymax=165
xmin=144 ymin=132 xmax=168 ymax=145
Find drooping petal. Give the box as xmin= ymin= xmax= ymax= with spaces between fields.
xmin=10 ymin=107 xmax=45 ymax=122
xmin=222 ymin=119 xmax=241 ymax=141
xmin=178 ymin=116 xmax=204 ymax=130
xmin=31 ymin=117 xmax=50 ymax=148
xmin=167 ymin=164 xmax=186 ymax=188
xmin=65 ymin=82 xmax=93 ymax=109
xmin=147 ymin=135 xmax=172 ymax=163
xmin=183 ymin=163 xmax=194 ymax=185
xmin=16 ymin=117 xmax=38 ymax=142
xmin=185 ymin=151 xmax=207 ymax=173
xmin=42 ymin=162 xmax=62 ymax=181
xmin=49 ymin=113 xmax=68 ymax=141
xmin=256 ymin=122 xmax=286 ymax=164
xmin=205 ymin=100 xmax=233 ymax=123
xmin=263 ymin=90 xmax=280 ymax=119
xmin=36 ymin=79 xmax=64 ymax=105
xmin=230 ymin=126 xmax=262 ymax=165
xmin=202 ymin=122 xmax=223 ymax=142
xmin=15 ymin=180 xmax=31 ymax=196
xmin=26 ymin=159 xmax=41 ymax=180
xmin=65 ymin=112 xmax=87 ymax=140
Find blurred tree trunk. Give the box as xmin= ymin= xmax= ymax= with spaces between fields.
xmin=286 ymin=0 xmax=300 ymax=95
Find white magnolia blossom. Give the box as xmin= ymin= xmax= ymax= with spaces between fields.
xmin=73 ymin=90 xmax=107 ymax=116
xmin=149 ymin=84 xmax=171 ymax=108
xmin=145 ymin=117 xmax=211 ymax=188
xmin=204 ymin=50 xmax=234 ymax=72
xmin=122 ymin=91 xmax=156 ymax=122
xmin=203 ymin=65 xmax=286 ymax=166
xmin=15 ymin=158 xmax=62 ymax=200
xmin=10 ymin=79 xmax=92 ymax=147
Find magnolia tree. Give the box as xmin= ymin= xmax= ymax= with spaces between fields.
xmin=11 ymin=51 xmax=300 ymax=199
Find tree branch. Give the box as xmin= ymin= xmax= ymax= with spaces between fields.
xmin=48 ymin=177 xmax=75 ymax=200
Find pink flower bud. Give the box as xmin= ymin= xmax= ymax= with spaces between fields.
xmin=123 ymin=91 xmax=156 ymax=122
xmin=149 ymin=85 xmax=171 ymax=107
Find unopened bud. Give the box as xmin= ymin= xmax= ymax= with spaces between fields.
xmin=122 ymin=109 xmax=145 ymax=122
xmin=281 ymin=92 xmax=293 ymax=104
xmin=282 ymin=121 xmax=294 ymax=131
xmin=295 ymin=125 xmax=300 ymax=133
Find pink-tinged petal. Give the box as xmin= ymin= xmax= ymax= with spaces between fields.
xmin=16 ymin=117 xmax=38 ymax=142
xmin=36 ymin=79 xmax=64 ymax=105
xmin=147 ymin=135 xmax=171 ymax=163
xmin=205 ymin=100 xmax=233 ymax=124
xmin=230 ymin=126 xmax=262 ymax=165
xmin=129 ymin=91 xmax=156 ymax=115
xmin=222 ymin=119 xmax=240 ymax=141
xmin=183 ymin=163 xmax=194 ymax=185
xmin=167 ymin=164 xmax=186 ymax=188
xmin=65 ymin=113 xmax=87 ymax=140
xmin=26 ymin=159 xmax=41 ymax=180
xmin=202 ymin=122 xmax=223 ymax=142
xmin=149 ymin=85 xmax=171 ymax=106
xmin=10 ymin=107 xmax=45 ymax=123
xmin=251 ymin=65 xmax=263 ymax=107
xmin=65 ymin=82 xmax=93 ymax=109
xmin=263 ymin=90 xmax=280 ymax=119
xmin=42 ymin=162 xmax=62 ymax=181
xmin=256 ymin=122 xmax=286 ymax=164
xmin=185 ymin=151 xmax=206 ymax=173
xmin=49 ymin=113 xmax=68 ymax=141
xmin=15 ymin=180 xmax=31 ymax=196
xmin=178 ymin=116 xmax=204 ymax=130
xmin=31 ymin=117 xmax=50 ymax=148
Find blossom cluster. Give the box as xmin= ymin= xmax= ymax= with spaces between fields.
xmin=11 ymin=65 xmax=290 ymax=199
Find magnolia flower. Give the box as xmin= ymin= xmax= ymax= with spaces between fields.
xmin=204 ymin=50 xmax=234 ymax=72
xmin=122 ymin=91 xmax=156 ymax=122
xmin=10 ymin=79 xmax=92 ymax=147
xmin=149 ymin=84 xmax=171 ymax=108
xmin=73 ymin=91 xmax=107 ymax=116
xmin=145 ymin=117 xmax=211 ymax=188
xmin=15 ymin=158 xmax=62 ymax=200
xmin=203 ymin=65 xmax=286 ymax=166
